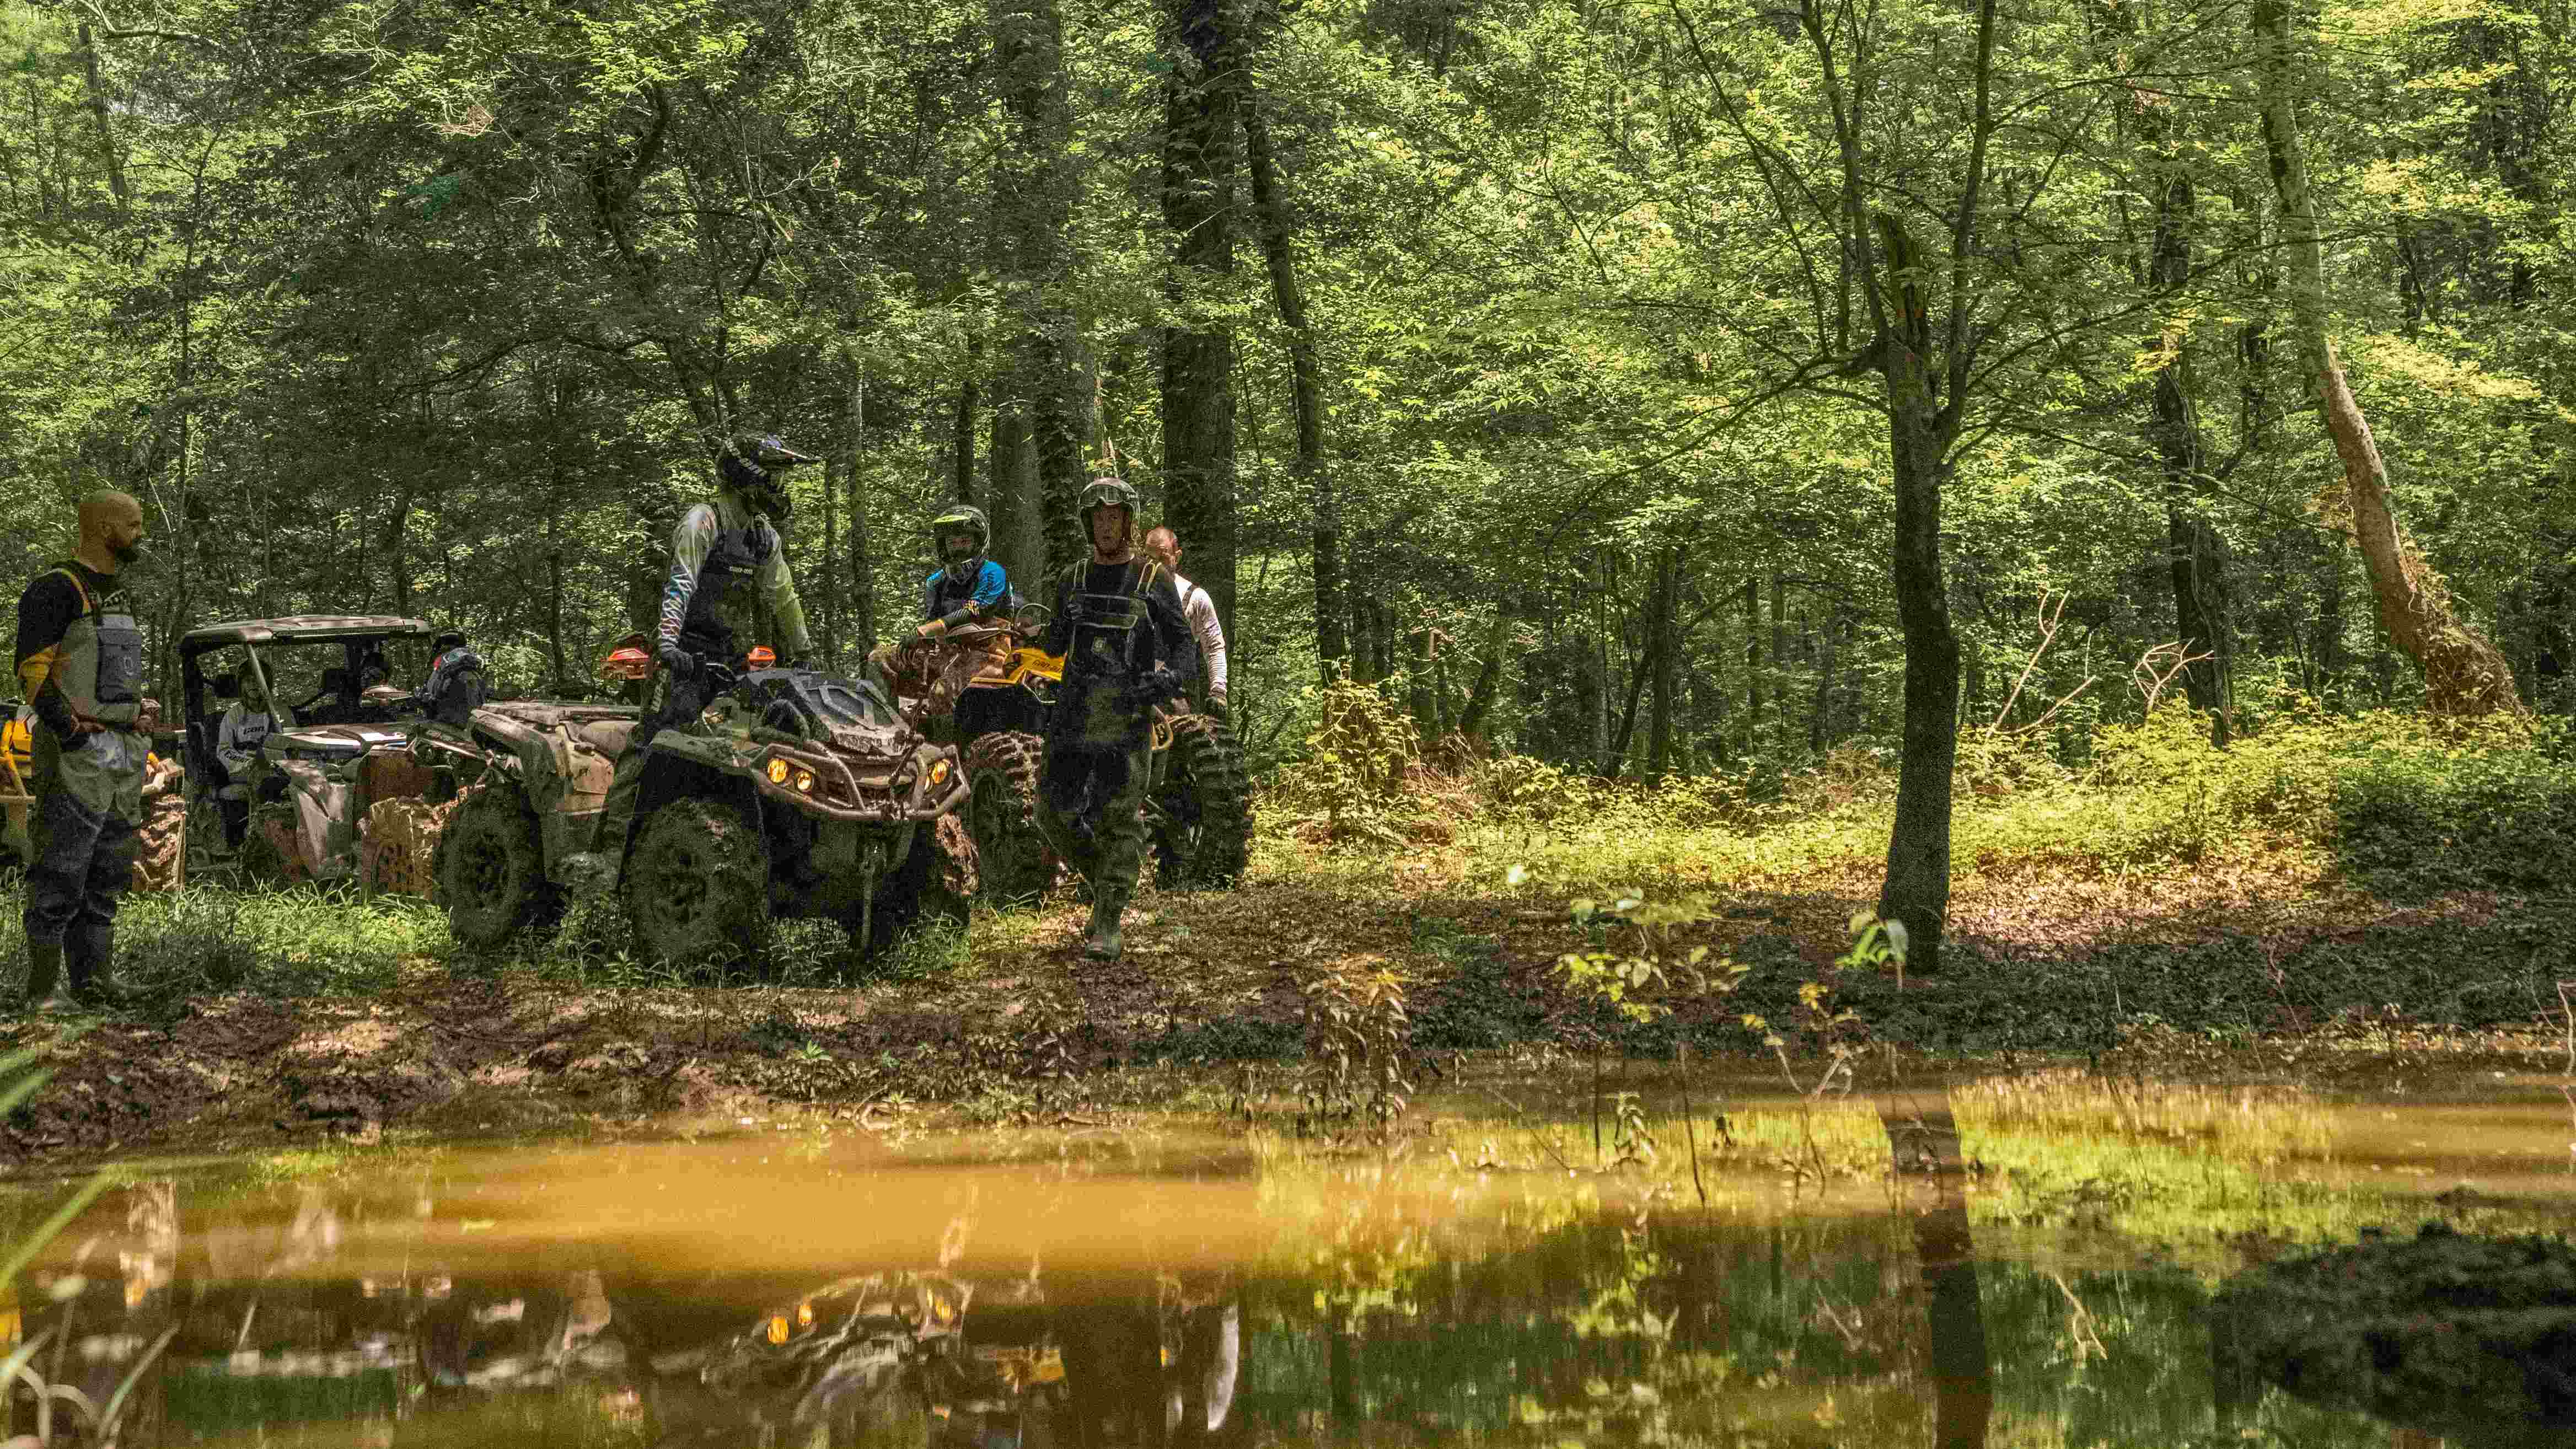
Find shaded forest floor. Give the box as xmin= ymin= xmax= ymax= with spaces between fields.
xmin=6 ymin=705 xmax=2575 ymax=1168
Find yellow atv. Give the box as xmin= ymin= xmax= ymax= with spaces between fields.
xmin=882 ymin=600 xmax=1250 ymax=903
xmin=2 ymin=706 xmax=33 ymax=872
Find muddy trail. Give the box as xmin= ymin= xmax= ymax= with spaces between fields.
xmin=4 ymin=871 xmax=2572 ymax=1168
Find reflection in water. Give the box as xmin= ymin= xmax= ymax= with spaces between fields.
xmin=0 ymin=1134 xmax=2505 ymax=1447
xmin=1882 ymin=1092 xmax=1994 ymax=1449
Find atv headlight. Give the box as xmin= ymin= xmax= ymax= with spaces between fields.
xmin=766 ymin=758 xmax=790 ymax=785
xmin=794 ymin=769 xmax=815 ymax=793
xmin=928 ymin=758 xmax=951 ymax=789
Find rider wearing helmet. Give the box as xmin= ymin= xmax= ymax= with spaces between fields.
xmin=656 ymin=434 xmax=819 ymax=682
xmin=594 ymin=433 xmax=820 ymax=871
xmin=1037 ymin=477 xmax=1198 ymax=963
xmin=920 ymin=504 xmax=1010 ymax=626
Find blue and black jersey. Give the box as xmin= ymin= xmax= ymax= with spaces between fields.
xmin=922 ymin=560 xmax=1010 ymax=622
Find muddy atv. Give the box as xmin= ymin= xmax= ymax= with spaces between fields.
xmin=881 ymin=600 xmax=1250 ymax=902
xmin=176 ymin=616 xmax=440 ymax=884
xmin=415 ymin=639 xmax=974 ymax=968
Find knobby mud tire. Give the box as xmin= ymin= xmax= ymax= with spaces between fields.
xmin=1154 ymin=712 xmax=1252 ymax=889
xmin=437 ymin=783 xmax=556 ymax=948
xmin=625 ymin=797 xmax=771 ymax=969
xmin=863 ymin=816 xmax=975 ymax=958
xmin=962 ymin=731 xmax=1051 ymax=905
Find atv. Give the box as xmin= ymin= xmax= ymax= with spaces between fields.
xmin=413 ymin=637 xmax=974 ymax=968
xmin=880 ymin=599 xmax=1250 ymax=903
xmin=176 ymin=615 xmax=441 ymax=884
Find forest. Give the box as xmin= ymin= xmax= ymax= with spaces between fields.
xmin=3 ymin=0 xmax=2572 ymax=979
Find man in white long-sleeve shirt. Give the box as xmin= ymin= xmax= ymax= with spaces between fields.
xmin=214 ymin=667 xmax=285 ymax=851
xmin=1143 ymin=527 xmax=1227 ymax=718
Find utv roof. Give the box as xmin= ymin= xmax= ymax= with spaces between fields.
xmin=179 ymin=616 xmax=432 ymax=658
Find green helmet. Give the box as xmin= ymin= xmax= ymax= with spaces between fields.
xmin=1078 ymin=477 xmax=1139 ymax=551
xmin=930 ymin=503 xmax=989 ymax=583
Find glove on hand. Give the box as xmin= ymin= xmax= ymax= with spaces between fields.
xmin=657 ymin=645 xmax=697 ymax=679
xmin=1203 ymin=697 xmax=1228 ymax=722
xmin=1129 ymin=669 xmax=1183 ymax=713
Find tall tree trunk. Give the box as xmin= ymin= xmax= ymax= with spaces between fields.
xmin=544 ymin=375 xmax=570 ymax=690
xmin=822 ymin=447 xmax=842 ymax=663
xmin=1807 ymin=607 xmax=1838 ymax=754
xmin=1876 ymin=340 xmax=1963 ymax=973
xmin=1606 ymin=616 xmax=1657 ymax=780
xmin=2315 ymin=533 xmax=2345 ymax=705
xmin=1742 ymin=576 xmax=1761 ymax=734
xmin=2254 ymin=0 xmax=2524 ymax=717
xmin=994 ymin=0 xmax=1087 ymax=580
xmin=1160 ymin=0 xmax=1241 ymax=644
xmin=1647 ymin=548 xmax=1682 ymax=781
xmin=2145 ymin=144 xmax=2234 ymax=742
xmin=1457 ymin=605 xmax=1511 ymax=743
xmin=1243 ymin=77 xmax=1342 ymax=681
xmin=1767 ymin=567 xmax=1786 ymax=732
xmin=990 ymin=402 xmax=1033 ymax=581
xmin=1406 ymin=625 xmax=1435 ymax=737
xmin=846 ymin=362 xmax=877 ymax=650
xmin=74 ymin=24 xmax=131 ymax=213
xmin=1806 ymin=0 xmax=1990 ymax=973
xmin=952 ymin=368 xmax=979 ymax=506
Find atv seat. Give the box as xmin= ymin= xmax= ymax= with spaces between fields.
xmin=568 ymin=718 xmax=640 ymax=758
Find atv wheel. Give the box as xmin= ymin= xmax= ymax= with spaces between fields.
xmin=864 ymin=817 xmax=974 ymax=959
xmin=625 ymin=797 xmax=770 ymax=968
xmin=1153 ymin=712 xmax=1252 ymax=889
xmin=962 ymin=731 xmax=1051 ymax=905
xmin=438 ymin=784 xmax=555 ymax=947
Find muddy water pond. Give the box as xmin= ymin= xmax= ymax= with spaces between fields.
xmin=5 ymin=1076 xmax=2575 ymax=1447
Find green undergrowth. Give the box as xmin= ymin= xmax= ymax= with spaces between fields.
xmin=1264 ymin=700 xmax=2576 ymax=902
xmin=0 ymin=884 xmax=439 ymax=1013
xmin=468 ymin=895 xmax=981 ymax=990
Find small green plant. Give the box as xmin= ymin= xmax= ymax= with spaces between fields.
xmin=1607 ymin=1090 xmax=1657 ymax=1168
xmin=1275 ymin=677 xmax=1423 ymax=847
xmin=1740 ymin=911 xmax=1893 ymax=1184
xmin=1557 ymin=890 xmax=1746 ymax=1024
xmin=1297 ymin=959 xmax=1414 ymax=1140
xmin=1553 ymin=888 xmax=1746 ymax=1169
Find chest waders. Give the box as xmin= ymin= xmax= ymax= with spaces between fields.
xmin=22 ymin=567 xmax=147 ymax=1007
xmin=1045 ymin=561 xmax=1163 ymax=964
xmin=599 ymin=510 xmax=780 ymax=873
xmin=35 ymin=569 xmax=148 ymax=823
xmin=684 ymin=518 xmax=777 ymax=667
xmin=1059 ymin=562 xmax=1163 ymax=749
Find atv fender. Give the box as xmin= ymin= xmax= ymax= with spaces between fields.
xmin=621 ymin=752 xmax=761 ymax=876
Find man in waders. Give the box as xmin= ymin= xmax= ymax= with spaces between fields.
xmin=591 ymin=435 xmax=820 ymax=873
xmin=13 ymin=490 xmax=149 ymax=1012
xmin=1036 ymin=479 xmax=1197 ymax=962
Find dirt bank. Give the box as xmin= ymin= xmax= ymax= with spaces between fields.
xmin=4 ymin=874 xmax=2570 ymax=1170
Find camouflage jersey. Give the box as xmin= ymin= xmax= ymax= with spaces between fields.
xmin=657 ymin=490 xmax=813 ymax=663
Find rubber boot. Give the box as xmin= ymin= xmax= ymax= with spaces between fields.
xmin=1082 ymin=887 xmax=1127 ymax=962
xmin=23 ymin=941 xmax=75 ymax=1015
xmin=67 ymin=923 xmax=117 ymax=1009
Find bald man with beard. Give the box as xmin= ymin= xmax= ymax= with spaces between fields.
xmin=13 ymin=490 xmax=149 ymax=1013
